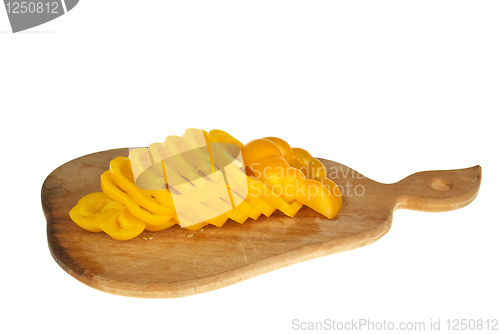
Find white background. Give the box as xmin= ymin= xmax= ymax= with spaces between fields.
xmin=1 ymin=1 xmax=498 ymax=333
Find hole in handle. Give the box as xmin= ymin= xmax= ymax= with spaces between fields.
xmin=429 ymin=177 xmax=454 ymax=191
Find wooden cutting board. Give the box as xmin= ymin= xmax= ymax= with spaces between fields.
xmin=42 ymin=148 xmax=481 ymax=298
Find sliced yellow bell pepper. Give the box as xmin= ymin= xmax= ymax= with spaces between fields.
xmin=69 ymin=128 xmax=342 ymax=240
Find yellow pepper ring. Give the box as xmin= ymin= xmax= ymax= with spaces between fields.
xmin=206 ymin=129 xmax=244 ymax=148
xmin=109 ymin=156 xmax=176 ymax=217
xmin=97 ymin=208 xmax=146 ymax=241
xmin=241 ymin=138 xmax=282 ymax=170
xmin=262 ymin=136 xmax=294 ymax=164
xmin=289 ymin=147 xmax=314 ymax=172
xmin=69 ymin=192 xmax=113 ymax=232
xmin=100 ymin=170 xmax=176 ymax=227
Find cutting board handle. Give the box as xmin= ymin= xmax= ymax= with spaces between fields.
xmin=392 ymin=165 xmax=481 ymax=212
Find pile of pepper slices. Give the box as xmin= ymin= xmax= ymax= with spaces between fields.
xmin=70 ymin=129 xmax=342 ymax=240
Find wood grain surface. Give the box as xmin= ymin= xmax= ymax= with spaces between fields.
xmin=41 ymin=149 xmax=481 ymax=298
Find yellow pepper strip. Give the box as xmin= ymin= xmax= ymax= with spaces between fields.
xmin=101 ymin=170 xmax=176 ymax=227
xmin=69 ymin=192 xmax=112 ymax=232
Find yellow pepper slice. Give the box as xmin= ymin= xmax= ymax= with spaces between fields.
xmin=204 ymin=213 xmax=229 ymax=228
xmin=101 ymin=170 xmax=176 ymax=227
xmin=128 ymin=147 xmax=166 ymax=191
xmin=245 ymin=192 xmax=277 ymax=217
xmin=262 ymin=136 xmax=294 ymax=164
xmin=109 ymin=156 xmax=176 ymax=217
xmin=163 ymin=135 xmax=213 ymax=185
xmin=241 ymin=138 xmax=283 ymax=171
xmin=69 ymin=192 xmax=112 ymax=232
xmin=69 ymin=192 xmax=147 ymax=240
xmin=173 ymin=194 xmax=229 ymax=228
xmin=145 ymin=219 xmax=177 ymax=232
xmin=289 ymin=147 xmax=313 ymax=170
xmin=207 ymin=129 xmax=244 ymax=149
xmin=97 ymin=205 xmax=146 ymax=241
xmin=318 ymin=178 xmax=342 ymax=215
xmin=233 ymin=195 xmax=261 ymax=221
